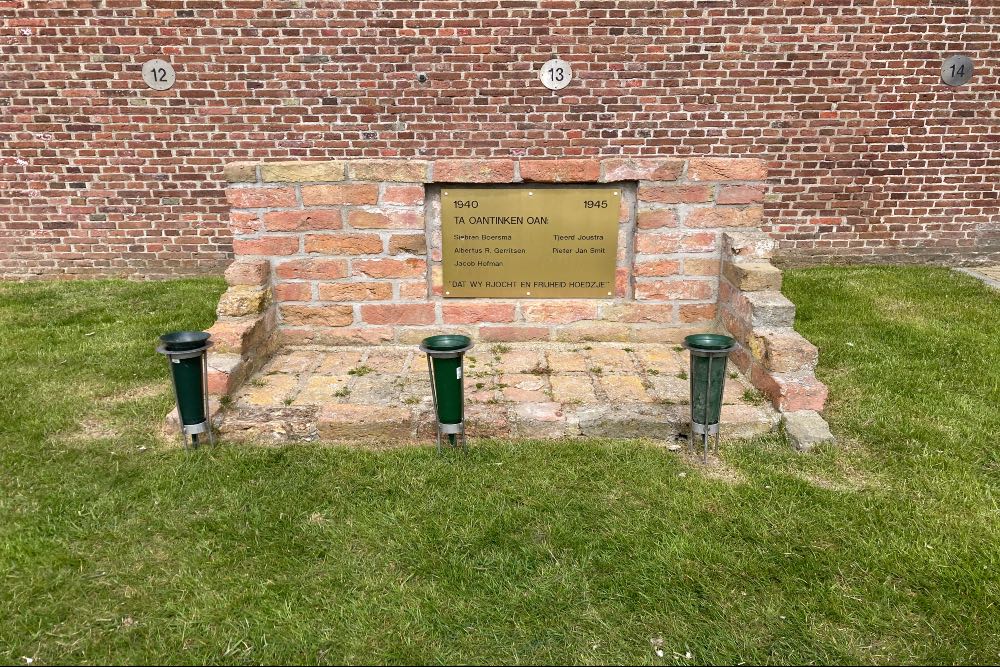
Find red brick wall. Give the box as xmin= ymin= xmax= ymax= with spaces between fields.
xmin=2 ymin=1 xmax=997 ymax=279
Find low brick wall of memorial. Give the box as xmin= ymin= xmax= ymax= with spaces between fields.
xmin=219 ymin=157 xmax=768 ymax=345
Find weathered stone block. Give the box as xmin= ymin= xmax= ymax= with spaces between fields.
xmin=717 ymin=184 xmax=765 ymax=204
xmin=634 ymin=259 xmax=681 ymax=277
xmin=520 ymin=159 xmax=600 ymax=182
xmin=224 ymin=259 xmax=270 ymax=286
xmin=206 ymin=353 xmax=242 ymax=394
xmin=722 ymin=260 xmax=783 ymax=291
xmin=555 ymin=321 xmax=630 ymax=342
xmin=783 ymin=410 xmax=836 ymax=451
xmin=722 ymin=230 xmax=776 ymax=263
xmin=744 ymin=291 xmax=796 ymax=328
xmin=752 ymin=368 xmax=828 ymax=412
xmin=601 ymin=303 xmax=675 ymax=323
xmin=217 ymin=285 xmax=270 ymax=318
xmin=433 ymin=159 xmax=516 ymax=183
xmin=274 ymin=282 xmax=311 ymax=302
xmin=261 ymin=160 xmax=345 ymax=182
xmin=223 ymin=162 xmax=257 ymax=183
xmin=348 ymin=160 xmax=429 ymax=182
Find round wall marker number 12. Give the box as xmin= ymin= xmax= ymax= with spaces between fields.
xmin=142 ymin=59 xmax=176 ymax=91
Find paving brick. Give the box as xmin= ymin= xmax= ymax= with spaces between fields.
xmin=599 ymin=374 xmax=649 ymax=402
xmin=550 ymin=375 xmax=596 ymax=402
xmin=318 ymin=404 xmax=415 ymax=440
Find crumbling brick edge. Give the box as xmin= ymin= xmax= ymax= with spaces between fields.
xmin=717 ymin=229 xmax=834 ymax=449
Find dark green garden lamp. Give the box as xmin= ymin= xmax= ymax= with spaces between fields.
xmin=682 ymin=333 xmax=737 ymax=463
xmin=157 ymin=331 xmax=214 ymax=449
xmin=419 ymin=334 xmax=474 ymax=453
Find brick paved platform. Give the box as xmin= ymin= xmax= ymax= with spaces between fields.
xmin=216 ymin=342 xmax=779 ymax=444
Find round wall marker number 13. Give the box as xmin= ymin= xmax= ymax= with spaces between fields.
xmin=540 ymin=58 xmax=573 ymax=91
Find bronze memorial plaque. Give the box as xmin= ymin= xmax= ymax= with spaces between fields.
xmin=441 ymin=186 xmax=620 ymax=298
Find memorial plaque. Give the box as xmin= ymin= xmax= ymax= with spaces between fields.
xmin=441 ymin=187 xmax=620 ymax=298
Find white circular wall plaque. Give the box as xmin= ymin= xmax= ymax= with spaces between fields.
xmin=142 ymin=59 xmax=176 ymax=90
xmin=941 ymin=55 xmax=973 ymax=86
xmin=539 ymin=58 xmax=572 ymax=91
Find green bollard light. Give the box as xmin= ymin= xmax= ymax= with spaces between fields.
xmin=157 ymin=331 xmax=214 ymax=449
xmin=419 ymin=334 xmax=474 ymax=453
xmin=682 ymin=333 xmax=737 ymax=463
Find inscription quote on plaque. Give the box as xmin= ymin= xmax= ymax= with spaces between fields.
xmin=441 ymin=187 xmax=620 ymax=298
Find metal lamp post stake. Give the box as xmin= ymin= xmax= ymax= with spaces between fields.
xmin=157 ymin=331 xmax=215 ymax=449
xmin=419 ymin=334 xmax=474 ymax=454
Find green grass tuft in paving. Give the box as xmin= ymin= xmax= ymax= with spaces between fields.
xmin=1 ymin=268 xmax=999 ymax=664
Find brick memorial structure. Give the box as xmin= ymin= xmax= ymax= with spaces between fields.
xmin=201 ymin=157 xmax=828 ymax=444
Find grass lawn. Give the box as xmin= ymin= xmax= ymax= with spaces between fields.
xmin=1 ymin=268 xmax=998 ymax=665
